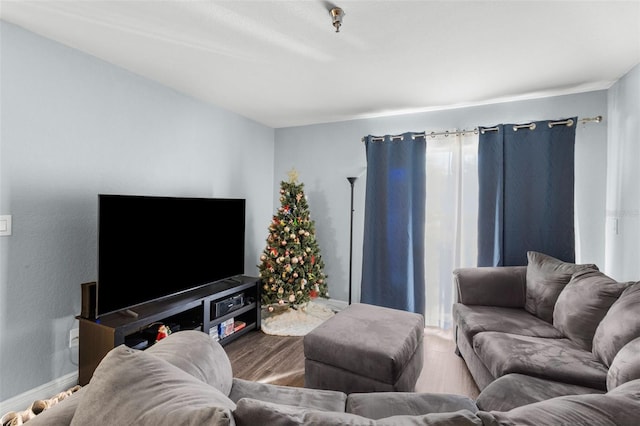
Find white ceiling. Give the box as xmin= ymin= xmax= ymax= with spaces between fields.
xmin=1 ymin=1 xmax=639 ymax=128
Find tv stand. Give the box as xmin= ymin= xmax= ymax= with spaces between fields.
xmin=78 ymin=275 xmax=261 ymax=385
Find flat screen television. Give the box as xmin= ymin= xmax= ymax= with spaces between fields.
xmin=97 ymin=194 xmax=246 ymax=317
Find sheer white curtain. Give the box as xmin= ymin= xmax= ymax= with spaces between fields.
xmin=424 ymin=132 xmax=479 ymax=328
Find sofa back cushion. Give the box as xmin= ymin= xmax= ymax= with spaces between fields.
xmin=70 ymin=345 xmax=236 ymax=426
xmin=346 ymin=392 xmax=478 ymax=420
xmin=146 ymin=330 xmax=233 ymax=395
xmin=553 ymin=269 xmax=630 ymax=351
xmin=229 ymin=378 xmax=347 ymax=412
xmin=234 ymin=398 xmax=485 ymax=426
xmin=525 ymin=251 xmax=597 ymax=323
xmin=482 ymin=378 xmax=640 ymax=426
xmin=607 ymin=337 xmax=640 ymax=390
xmin=592 ymin=282 xmax=640 ymax=367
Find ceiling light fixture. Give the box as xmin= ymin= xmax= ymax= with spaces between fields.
xmin=330 ymin=7 xmax=345 ymax=32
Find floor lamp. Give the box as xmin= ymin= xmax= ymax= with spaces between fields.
xmin=347 ymin=177 xmax=357 ymax=305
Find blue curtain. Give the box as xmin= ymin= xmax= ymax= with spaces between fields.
xmin=478 ymin=118 xmax=577 ymax=266
xmin=361 ymin=133 xmax=426 ymax=315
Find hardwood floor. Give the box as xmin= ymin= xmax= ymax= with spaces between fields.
xmin=224 ymin=332 xmax=305 ymax=387
xmin=417 ymin=327 xmax=480 ymax=399
xmin=223 ymin=326 xmax=479 ymax=398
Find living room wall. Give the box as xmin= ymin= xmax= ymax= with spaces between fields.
xmin=606 ymin=63 xmax=640 ymax=281
xmin=0 ymin=22 xmax=274 ymax=401
xmin=274 ymin=91 xmax=609 ymax=304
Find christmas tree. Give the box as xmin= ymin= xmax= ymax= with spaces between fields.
xmin=258 ymin=170 xmax=328 ymax=309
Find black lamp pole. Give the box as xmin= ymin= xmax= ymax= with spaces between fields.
xmin=347 ymin=177 xmax=357 ymax=305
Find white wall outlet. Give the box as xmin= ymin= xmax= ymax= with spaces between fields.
xmin=0 ymin=215 xmax=11 ymax=236
xmin=69 ymin=328 xmax=79 ymax=348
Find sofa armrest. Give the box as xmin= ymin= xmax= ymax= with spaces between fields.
xmin=453 ymin=266 xmax=527 ymax=307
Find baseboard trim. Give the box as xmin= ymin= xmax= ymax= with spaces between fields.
xmin=0 ymin=372 xmax=78 ymax=415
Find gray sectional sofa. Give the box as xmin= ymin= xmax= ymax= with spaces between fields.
xmin=10 ymin=253 xmax=640 ymax=425
xmin=19 ymin=325 xmax=640 ymax=425
xmin=15 ymin=330 xmax=487 ymax=426
xmin=453 ymin=251 xmax=640 ymax=413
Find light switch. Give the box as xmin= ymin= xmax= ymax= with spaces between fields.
xmin=0 ymin=215 xmax=12 ymax=236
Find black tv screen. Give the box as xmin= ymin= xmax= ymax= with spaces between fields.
xmin=97 ymin=194 xmax=245 ymax=317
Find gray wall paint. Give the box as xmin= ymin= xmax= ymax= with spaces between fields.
xmin=0 ymin=22 xmax=274 ymax=400
xmin=274 ymin=92 xmax=609 ymax=303
xmin=606 ymin=63 xmax=640 ymax=281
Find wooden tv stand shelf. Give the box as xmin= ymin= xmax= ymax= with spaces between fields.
xmin=78 ymin=275 xmax=261 ymax=385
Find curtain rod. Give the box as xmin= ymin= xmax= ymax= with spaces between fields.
xmin=362 ymin=115 xmax=603 ymax=142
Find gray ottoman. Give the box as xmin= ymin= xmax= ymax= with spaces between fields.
xmin=303 ymin=303 xmax=424 ymax=394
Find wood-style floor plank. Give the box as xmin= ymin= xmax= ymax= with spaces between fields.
xmin=416 ymin=327 xmax=480 ymax=399
xmin=224 ymin=332 xmax=305 ymax=387
xmin=224 ymin=326 xmax=479 ymax=398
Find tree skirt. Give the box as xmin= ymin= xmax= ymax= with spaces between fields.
xmin=261 ymin=301 xmax=335 ymax=336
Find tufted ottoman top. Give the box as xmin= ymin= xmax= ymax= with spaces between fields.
xmin=303 ymin=303 xmax=424 ymax=385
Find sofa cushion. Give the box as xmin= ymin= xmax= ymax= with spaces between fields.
xmin=607 ymin=377 xmax=640 ymax=396
xmin=524 ymin=251 xmax=597 ymax=323
xmin=146 ymin=329 xmax=233 ymax=395
xmin=70 ymin=345 xmax=235 ymax=426
xmin=234 ymin=398 xmax=484 ymax=426
xmin=553 ymin=269 xmax=631 ymax=351
xmin=453 ymin=304 xmax=564 ymax=342
xmin=476 ymin=373 xmax=603 ymax=412
xmin=473 ymin=332 xmax=608 ymax=389
xmin=592 ymin=282 xmax=640 ymax=367
xmin=346 ymin=392 xmax=478 ymax=420
xmin=484 ymin=378 xmax=640 ymax=426
xmin=607 ymin=337 xmax=640 ymax=390
xmin=229 ymin=378 xmax=347 ymax=412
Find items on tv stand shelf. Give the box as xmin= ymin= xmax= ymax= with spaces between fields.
xmin=77 ymin=275 xmax=261 ymax=386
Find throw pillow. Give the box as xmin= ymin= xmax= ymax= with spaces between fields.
xmin=70 ymin=345 xmax=235 ymax=426
xmin=553 ymin=269 xmax=631 ymax=351
xmin=234 ymin=398 xmax=484 ymax=426
xmin=525 ymin=251 xmax=597 ymax=323
xmin=607 ymin=337 xmax=640 ymax=391
xmin=592 ymin=282 xmax=640 ymax=367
